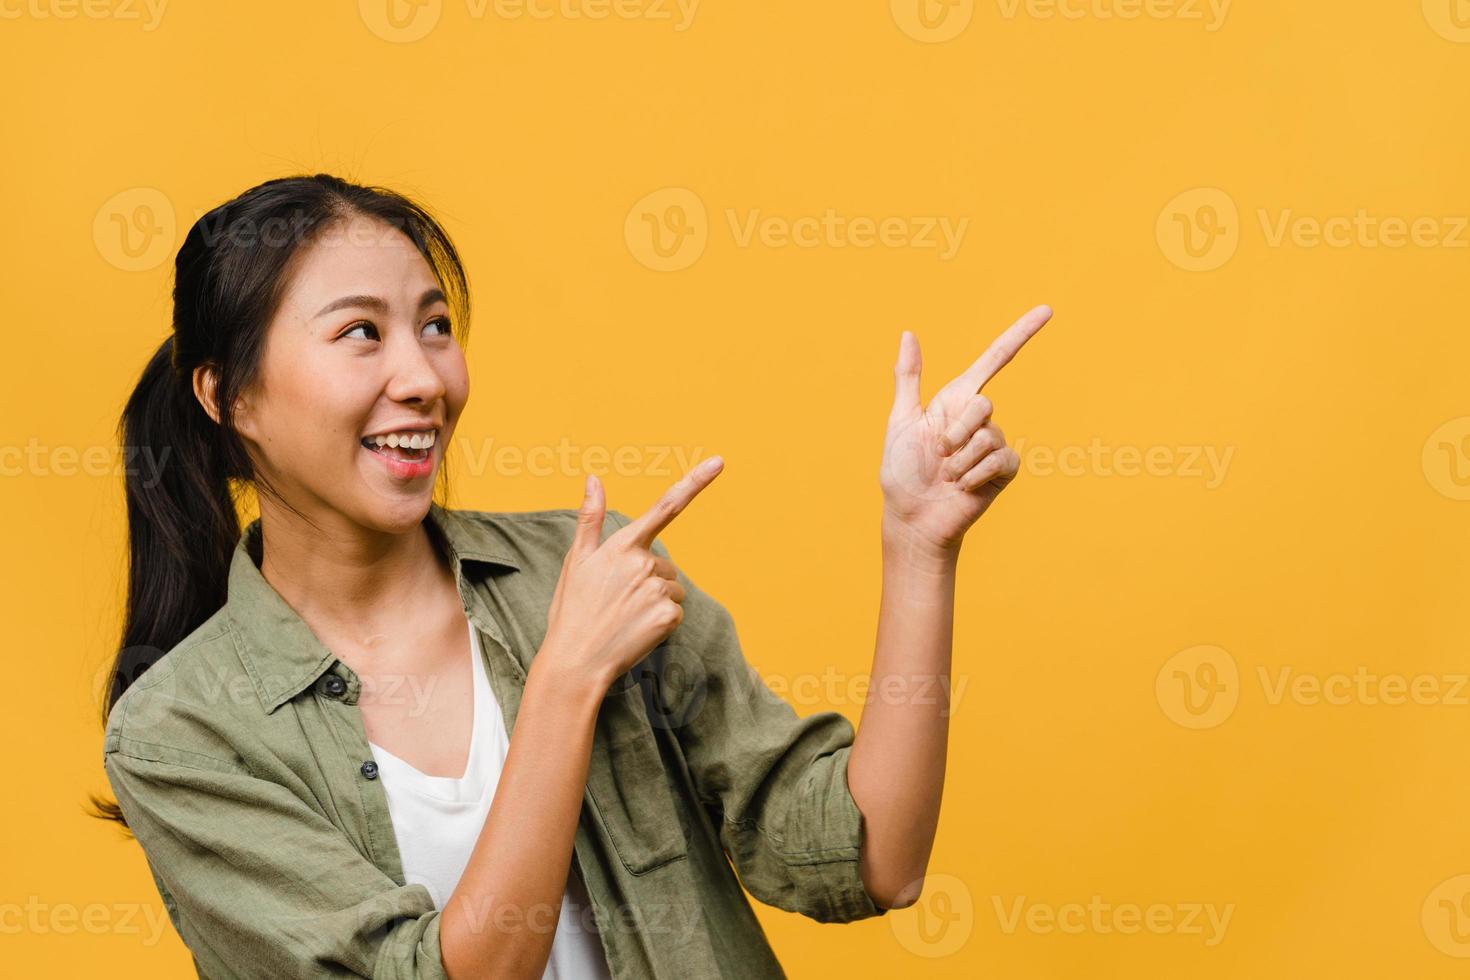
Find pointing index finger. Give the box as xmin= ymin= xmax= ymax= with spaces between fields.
xmin=960 ymin=304 xmax=1053 ymax=393
xmin=618 ymin=455 xmax=725 ymax=550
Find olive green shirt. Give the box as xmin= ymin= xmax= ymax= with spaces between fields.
xmin=102 ymin=502 xmax=888 ymax=978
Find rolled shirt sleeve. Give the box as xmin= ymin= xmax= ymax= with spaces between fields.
xmin=103 ymin=745 xmax=450 ymax=979
xmin=606 ymin=510 xmax=890 ymax=925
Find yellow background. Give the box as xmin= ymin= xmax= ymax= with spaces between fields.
xmin=3 ymin=0 xmax=1469 ymax=976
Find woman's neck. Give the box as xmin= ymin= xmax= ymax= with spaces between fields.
xmin=253 ymin=499 xmax=455 ymax=650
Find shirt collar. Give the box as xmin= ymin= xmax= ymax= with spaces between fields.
xmin=227 ymin=501 xmax=521 ymax=714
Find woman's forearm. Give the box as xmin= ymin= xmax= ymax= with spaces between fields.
xmin=439 ymin=651 xmax=609 ymax=979
xmin=847 ymin=512 xmax=960 ymax=910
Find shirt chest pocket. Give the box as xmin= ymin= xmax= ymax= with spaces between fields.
xmin=585 ymin=671 xmax=690 ymax=876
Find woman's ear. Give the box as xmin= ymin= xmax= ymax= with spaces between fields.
xmin=196 ymin=364 xmax=260 ymax=440
xmin=192 ymin=363 xmax=221 ymax=425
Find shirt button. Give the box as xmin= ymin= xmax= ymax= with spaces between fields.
xmin=360 ymin=760 xmax=379 ymax=780
xmin=322 ymin=675 xmax=347 ymax=698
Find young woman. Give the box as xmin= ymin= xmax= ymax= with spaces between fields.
xmin=91 ymin=173 xmax=1050 ymax=979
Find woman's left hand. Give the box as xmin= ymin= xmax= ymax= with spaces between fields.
xmin=878 ymin=304 xmax=1052 ymax=557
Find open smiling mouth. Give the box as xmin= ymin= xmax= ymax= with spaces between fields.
xmin=360 ymin=430 xmax=436 ymax=464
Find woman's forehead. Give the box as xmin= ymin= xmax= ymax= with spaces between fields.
xmin=283 ymin=226 xmax=439 ymax=310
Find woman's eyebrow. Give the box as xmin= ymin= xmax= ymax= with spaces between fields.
xmin=314 ymin=287 xmax=447 ymax=319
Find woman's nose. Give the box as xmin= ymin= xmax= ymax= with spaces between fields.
xmin=383 ymin=340 xmax=446 ymax=404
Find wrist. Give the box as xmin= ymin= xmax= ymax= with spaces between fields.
xmin=880 ymin=510 xmax=962 ymax=570
xmin=528 ymin=641 xmax=616 ymax=715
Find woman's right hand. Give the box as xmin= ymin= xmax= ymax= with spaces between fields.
xmin=541 ymin=456 xmax=725 ymax=690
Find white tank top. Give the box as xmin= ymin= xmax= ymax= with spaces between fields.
xmin=367 ymin=619 xmax=612 ymax=979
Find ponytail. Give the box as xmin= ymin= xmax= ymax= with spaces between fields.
xmin=88 ymin=334 xmax=241 ymax=830
xmin=118 ymin=333 xmax=241 ymax=702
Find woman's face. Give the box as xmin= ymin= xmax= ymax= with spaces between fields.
xmin=232 ymin=213 xmax=468 ymax=533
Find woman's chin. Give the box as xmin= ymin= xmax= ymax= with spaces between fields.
xmin=350 ymin=491 xmax=436 ymax=535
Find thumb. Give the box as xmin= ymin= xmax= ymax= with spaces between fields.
xmin=891 ymin=330 xmax=922 ymax=418
xmin=572 ymin=473 xmax=606 ymax=555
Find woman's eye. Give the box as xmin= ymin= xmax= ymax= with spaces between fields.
xmin=340 ymin=318 xmax=448 ymax=341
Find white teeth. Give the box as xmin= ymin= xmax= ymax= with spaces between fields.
xmin=367 ymin=430 xmax=437 ymax=450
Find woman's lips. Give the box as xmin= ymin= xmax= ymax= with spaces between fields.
xmin=362 ymin=441 xmax=435 ymax=479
